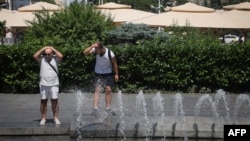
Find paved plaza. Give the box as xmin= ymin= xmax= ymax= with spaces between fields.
xmin=0 ymin=91 xmax=250 ymax=140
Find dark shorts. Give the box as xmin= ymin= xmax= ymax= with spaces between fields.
xmin=94 ymin=73 xmax=114 ymax=88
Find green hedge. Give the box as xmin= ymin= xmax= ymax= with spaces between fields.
xmin=1 ymin=39 xmax=250 ymax=94
xmin=116 ymin=41 xmax=250 ymax=93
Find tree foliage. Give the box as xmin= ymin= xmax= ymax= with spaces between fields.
xmin=1 ymin=25 xmax=250 ymax=93
xmin=104 ymin=23 xmax=169 ymax=45
xmin=0 ymin=20 xmax=6 ymax=45
xmin=1 ymin=1 xmax=250 ymax=94
xmin=23 ymin=2 xmax=114 ymax=48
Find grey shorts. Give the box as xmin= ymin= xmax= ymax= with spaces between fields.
xmin=94 ymin=73 xmax=114 ymax=88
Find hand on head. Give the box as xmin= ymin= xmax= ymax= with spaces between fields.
xmin=92 ymin=43 xmax=99 ymax=48
xmin=44 ymin=46 xmax=53 ymax=50
xmin=43 ymin=46 xmax=53 ymax=56
xmin=92 ymin=42 xmax=103 ymax=48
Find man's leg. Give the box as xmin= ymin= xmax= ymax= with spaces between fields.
xmin=51 ymin=99 xmax=59 ymax=120
xmin=40 ymin=85 xmax=48 ymax=125
xmin=94 ymin=85 xmax=101 ymax=109
xmin=40 ymin=99 xmax=48 ymax=120
xmin=105 ymin=86 xmax=115 ymax=115
xmin=105 ymin=74 xmax=114 ymax=110
xmin=51 ymin=86 xmax=60 ymax=124
xmin=105 ymin=86 xmax=112 ymax=109
xmin=94 ymin=74 xmax=102 ymax=110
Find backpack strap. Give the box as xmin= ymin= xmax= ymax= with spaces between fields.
xmin=108 ymin=48 xmax=111 ymax=62
xmin=108 ymin=48 xmax=113 ymax=74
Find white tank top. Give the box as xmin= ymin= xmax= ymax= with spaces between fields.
xmin=92 ymin=47 xmax=115 ymax=74
xmin=39 ymin=57 xmax=59 ymax=86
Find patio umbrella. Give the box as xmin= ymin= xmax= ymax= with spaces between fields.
xmin=100 ymin=9 xmax=156 ymax=25
xmin=218 ymin=10 xmax=250 ymax=28
xmin=169 ymin=2 xmax=215 ymax=13
xmin=0 ymin=9 xmax=35 ymax=27
xmin=95 ymin=2 xmax=131 ymax=10
xmin=130 ymin=11 xmax=250 ymax=29
xmin=17 ymin=2 xmax=62 ymax=12
xmin=223 ymin=2 xmax=250 ymax=10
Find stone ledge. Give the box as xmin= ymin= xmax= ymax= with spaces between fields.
xmin=0 ymin=122 xmax=70 ymax=136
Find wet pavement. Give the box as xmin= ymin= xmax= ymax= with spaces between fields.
xmin=0 ymin=90 xmax=249 ymax=140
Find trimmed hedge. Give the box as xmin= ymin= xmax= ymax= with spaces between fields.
xmin=0 ymin=38 xmax=250 ymax=93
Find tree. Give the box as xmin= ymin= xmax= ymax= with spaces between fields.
xmin=104 ymin=23 xmax=169 ymax=45
xmin=0 ymin=20 xmax=6 ymax=45
xmin=23 ymin=2 xmax=114 ymax=48
xmin=210 ymin=0 xmax=222 ymax=9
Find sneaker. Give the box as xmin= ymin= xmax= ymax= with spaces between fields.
xmin=40 ymin=119 xmax=46 ymax=125
xmin=106 ymin=109 xmax=115 ymax=115
xmin=91 ymin=108 xmax=98 ymax=115
xmin=54 ymin=118 xmax=61 ymax=125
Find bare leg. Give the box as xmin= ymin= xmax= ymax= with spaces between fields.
xmin=40 ymin=99 xmax=48 ymax=120
xmin=105 ymin=86 xmax=112 ymax=109
xmin=51 ymin=99 xmax=59 ymax=119
xmin=94 ymin=85 xmax=101 ymax=109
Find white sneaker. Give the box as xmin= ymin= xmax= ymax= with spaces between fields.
xmin=40 ymin=119 xmax=46 ymax=125
xmin=54 ymin=118 xmax=61 ymax=125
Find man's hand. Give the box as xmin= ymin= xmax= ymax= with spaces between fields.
xmin=92 ymin=43 xmax=99 ymax=48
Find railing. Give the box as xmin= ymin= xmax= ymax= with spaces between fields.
xmin=1 ymin=38 xmax=15 ymax=45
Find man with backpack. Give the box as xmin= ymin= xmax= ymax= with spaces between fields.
xmin=83 ymin=42 xmax=119 ymax=115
